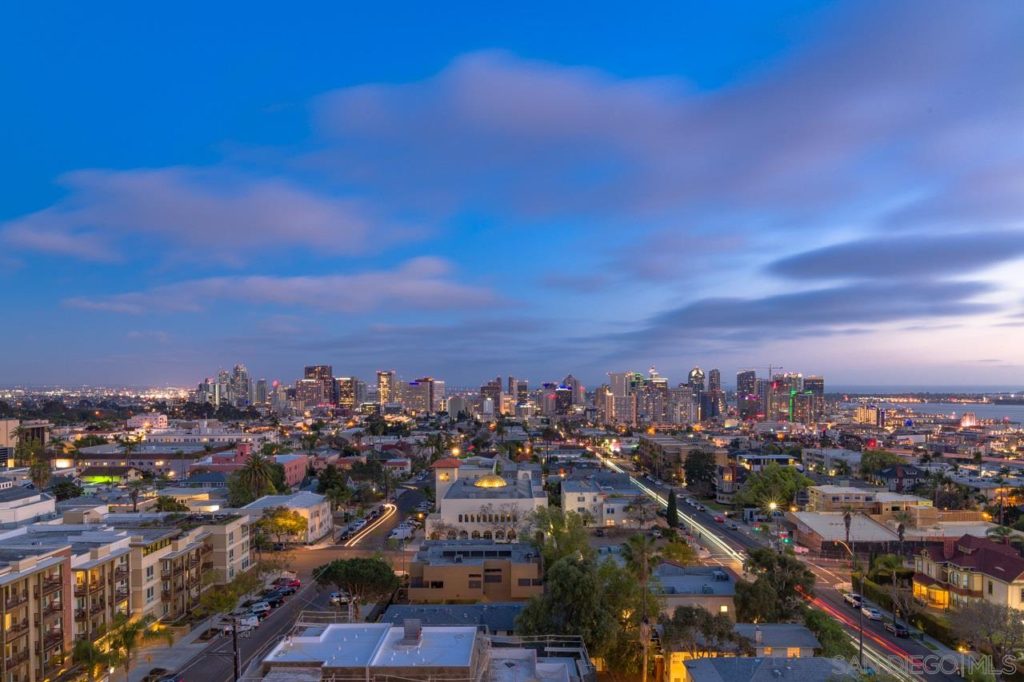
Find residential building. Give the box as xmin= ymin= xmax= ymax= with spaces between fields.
xmin=560 ymin=474 xmax=644 ymax=527
xmin=407 ymin=540 xmax=543 ymax=603
xmin=127 ymin=413 xmax=169 ymax=430
xmin=259 ymin=622 xmax=594 ymax=682
xmin=380 ymin=603 xmax=525 ymax=636
xmin=664 ymin=624 xmax=820 ymax=681
xmin=913 ymin=534 xmax=1024 ymax=610
xmin=652 ymin=563 xmax=737 ymax=619
xmin=242 ymin=491 xmax=332 ymax=543
xmin=805 ymin=485 xmax=931 ymax=513
xmin=801 ymin=448 xmax=862 ymax=475
xmin=0 ymin=488 xmax=57 ymax=528
xmin=272 ymin=454 xmax=309 ymax=489
xmin=681 ymin=657 xmax=855 ymax=682
xmin=0 ymin=542 xmax=72 ymax=682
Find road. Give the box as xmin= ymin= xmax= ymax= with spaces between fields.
xmin=598 ymin=454 xmax=964 ymax=682
xmin=180 ymin=486 xmax=429 ymax=682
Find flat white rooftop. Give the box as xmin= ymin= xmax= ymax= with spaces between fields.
xmin=262 ymin=624 xmax=478 ymax=670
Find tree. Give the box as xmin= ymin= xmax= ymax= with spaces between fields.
xmin=804 ymin=609 xmax=856 ymax=659
xmin=736 ymin=548 xmax=815 ymax=622
xmin=860 ymin=450 xmax=904 ymax=478
xmin=661 ymin=536 xmax=698 ymax=565
xmin=127 ymin=479 xmax=147 ymax=512
xmin=661 ymin=605 xmax=744 ymax=659
xmin=951 ymin=601 xmax=1024 ymax=676
xmin=108 ymin=614 xmax=163 ymax=682
xmin=525 ymin=507 xmax=594 ymax=569
xmin=517 ymin=557 xmax=619 ymax=662
xmin=51 ymin=480 xmax=83 ymax=501
xmin=666 ymin=489 xmax=679 ymax=528
xmin=986 ymin=525 xmax=1013 ymax=545
xmin=28 ymin=457 xmax=51 ymax=492
xmin=75 ymin=434 xmax=109 ymax=449
xmin=73 ymin=639 xmax=114 ymax=682
xmin=239 ymin=452 xmax=277 ymax=501
xmin=257 ymin=507 xmax=307 ymax=544
xmin=315 ymin=557 xmax=399 ymax=618
xmin=733 ymin=463 xmax=811 ymax=510
xmin=154 ymin=496 xmax=190 ymax=512
xmin=683 ymin=450 xmax=716 ymax=497
xmin=317 ymin=464 xmax=344 ymax=494
xmin=626 ymin=495 xmax=660 ymax=529
xmin=325 ymin=485 xmax=352 ymax=512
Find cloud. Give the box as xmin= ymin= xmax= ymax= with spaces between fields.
xmin=1 ymin=167 xmax=419 ymax=264
xmin=629 ymin=280 xmax=996 ymax=347
xmin=64 ymin=257 xmax=496 ymax=314
xmin=311 ymin=2 xmax=1023 ymax=231
xmin=768 ymin=231 xmax=1024 ymax=281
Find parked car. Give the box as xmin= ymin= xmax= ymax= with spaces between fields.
xmin=272 ymin=542 xmax=286 ymax=551
xmin=274 ymin=577 xmax=301 ymax=588
xmin=329 ymin=591 xmax=351 ymax=605
xmin=594 ymin=528 xmax=605 ymax=537
xmin=884 ymin=621 xmax=910 ymax=637
xmin=727 ymin=522 xmax=740 ymax=530
xmin=861 ymin=606 xmax=883 ymax=621
xmin=713 ymin=515 xmax=725 ymax=523
xmin=844 ymin=593 xmax=863 ymax=607
xmin=143 ymin=669 xmax=181 ymax=682
xmin=351 ymin=519 xmax=368 ymax=530
xmin=250 ymin=601 xmax=271 ymax=615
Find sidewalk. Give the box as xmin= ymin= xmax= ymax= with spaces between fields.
xmin=127 ymin=616 xmax=219 ymax=682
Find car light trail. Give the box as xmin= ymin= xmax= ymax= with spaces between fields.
xmin=344 ymin=503 xmax=397 ymax=547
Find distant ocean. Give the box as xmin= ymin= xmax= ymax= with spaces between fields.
xmin=836 ymin=400 xmax=1024 ymax=422
xmin=829 ymin=385 xmax=1023 ymax=394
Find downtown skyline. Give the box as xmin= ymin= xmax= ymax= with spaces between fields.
xmin=2 ymin=0 xmax=1023 ymax=387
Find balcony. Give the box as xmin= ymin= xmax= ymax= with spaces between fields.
xmin=949 ymin=583 xmax=983 ymax=598
xmin=4 ymin=650 xmax=29 ymax=667
xmin=6 ymin=620 xmax=30 ymax=638
xmin=200 ymin=544 xmax=213 ymax=555
xmin=161 ymin=590 xmax=172 ymax=602
xmin=34 ymin=632 xmax=62 ymax=653
xmin=40 ymin=578 xmax=62 ymax=596
xmin=89 ymin=601 xmax=105 ymax=615
xmin=75 ymin=608 xmax=87 ymax=621
xmin=202 ymin=561 xmax=213 ymax=570
xmin=5 ymin=591 xmax=28 ymax=609
xmin=114 ymin=566 xmax=129 ymax=579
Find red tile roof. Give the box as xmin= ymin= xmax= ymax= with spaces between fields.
xmin=431 ymin=458 xmax=462 ymax=469
xmin=921 ymin=534 xmax=1024 ymax=583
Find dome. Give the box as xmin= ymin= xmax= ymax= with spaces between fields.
xmin=473 ymin=474 xmax=508 ymax=489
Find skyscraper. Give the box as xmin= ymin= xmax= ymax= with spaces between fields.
xmin=304 ymin=365 xmax=335 ymax=404
xmin=708 ymin=369 xmax=721 ymax=393
xmin=336 ymin=377 xmax=365 ymax=410
xmin=231 ymin=363 xmax=252 ymax=407
xmin=255 ymin=378 xmax=268 ymax=405
xmin=737 ymin=370 xmax=758 ymax=419
xmin=377 ymin=370 xmax=397 ymax=405
xmin=480 ymin=377 xmax=503 ymax=415
xmin=688 ymin=367 xmax=706 ymax=420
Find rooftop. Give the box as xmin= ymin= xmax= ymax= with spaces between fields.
xmin=683 ymin=656 xmax=856 ymax=681
xmin=415 ymin=540 xmax=541 ymax=566
xmin=789 ymin=512 xmax=899 ymax=543
xmin=652 ymin=563 xmax=736 ymax=597
xmin=444 ymin=477 xmax=543 ymax=501
xmin=242 ymin=491 xmax=326 ymax=511
xmin=733 ymin=624 xmax=820 ymax=650
xmin=380 ymin=603 xmax=525 ymax=634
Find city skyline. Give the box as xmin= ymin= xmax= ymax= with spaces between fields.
xmin=2 ymin=1 xmax=1023 ymax=386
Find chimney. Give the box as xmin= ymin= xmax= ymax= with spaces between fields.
xmin=754 ymin=625 xmax=762 ymax=644
xmin=943 ymin=537 xmax=957 ymax=560
xmin=401 ymin=619 xmax=422 ymax=645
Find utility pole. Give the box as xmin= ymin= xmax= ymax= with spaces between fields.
xmin=232 ymin=617 xmax=241 ymax=682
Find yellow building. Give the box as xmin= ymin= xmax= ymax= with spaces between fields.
xmin=913 ymin=535 xmax=1024 ymax=610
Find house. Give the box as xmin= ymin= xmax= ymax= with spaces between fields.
xmin=652 ymin=563 xmax=737 ymax=620
xmin=663 ymin=624 xmax=820 ymax=681
xmin=241 ymin=491 xmax=332 ymax=543
xmin=876 ymin=464 xmax=924 ymax=492
xmin=913 ymin=534 xmax=1024 ymax=610
xmin=681 ymin=657 xmax=856 ymax=682
xmin=560 ymin=473 xmax=645 ymax=527
xmin=805 ymin=485 xmax=931 ymax=513
xmin=272 ymin=453 xmax=309 ymax=489
xmin=407 ymin=540 xmax=543 ymax=603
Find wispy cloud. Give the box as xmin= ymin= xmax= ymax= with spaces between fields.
xmin=64 ymin=257 xmax=496 ymax=314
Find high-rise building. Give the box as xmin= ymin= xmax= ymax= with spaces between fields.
xmin=516 ymin=380 xmax=529 ymax=404
xmin=403 ymin=377 xmax=443 ymax=414
xmin=230 ymin=364 xmax=252 ymax=407
xmin=480 ymin=378 xmax=503 ymax=415
xmin=336 ymin=377 xmax=366 ymax=410
xmin=708 ymin=369 xmax=721 ymax=393
xmin=608 ymin=372 xmax=631 ymax=398
xmin=688 ymin=367 xmax=706 ymax=420
xmin=255 ymin=378 xmax=269 ymax=405
xmin=562 ymin=374 xmax=585 ymax=405
xmin=736 ymin=370 xmax=759 ymax=420
xmin=507 ymin=376 xmax=517 ymax=396
xmin=377 ymin=370 xmax=397 ymax=405
xmin=294 ymin=378 xmax=324 ymax=408
xmin=304 ymin=365 xmax=335 ymax=404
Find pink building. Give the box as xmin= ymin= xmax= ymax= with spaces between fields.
xmin=189 ymin=442 xmax=253 ymax=475
xmin=273 ymin=454 xmax=310 ymax=489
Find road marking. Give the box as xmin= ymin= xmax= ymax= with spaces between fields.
xmin=343 ymin=503 xmax=397 ymax=547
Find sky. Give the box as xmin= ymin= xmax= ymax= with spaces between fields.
xmin=1 ymin=1 xmax=1023 ymax=390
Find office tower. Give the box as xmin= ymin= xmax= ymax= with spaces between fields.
xmin=554 ymin=386 xmax=573 ymax=415
xmin=639 ymin=367 xmax=670 ymax=423
xmin=336 ymin=377 xmax=358 ymax=409
xmin=595 ymin=385 xmax=614 ymax=423
xmin=480 ymin=378 xmax=503 ymax=415
xmin=688 ymin=367 xmax=706 ymax=420
xmin=669 ymin=384 xmax=697 ymax=424
xmin=736 ymin=370 xmax=759 ymax=420
xmin=516 ymin=380 xmax=529 ymax=404
xmin=255 ymin=378 xmax=268 ymax=405
xmin=215 ymin=369 xmax=231 ymax=407
xmin=431 ymin=380 xmax=445 ymax=412
xmin=507 ymin=376 xmax=517 ymax=396
xmin=294 ymin=379 xmax=324 ymax=408
xmin=608 ymin=372 xmax=631 ymax=398
xmin=769 ymin=373 xmax=804 ymax=421
xmin=377 ymin=370 xmax=397 ymax=405
xmin=230 ymin=363 xmax=252 ymax=407
xmin=708 ymin=369 xmax=721 ymax=393
xmin=304 ymin=365 xmax=335 ymax=404
xmin=803 ymin=375 xmax=825 ymax=421
xmin=562 ymin=374 xmax=585 ymax=405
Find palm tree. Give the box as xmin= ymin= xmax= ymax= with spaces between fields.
xmin=325 ymin=485 xmax=352 ymax=512
xmin=239 ymin=452 xmax=276 ymax=500
xmin=108 ymin=614 xmax=157 ymax=682
xmin=127 ymin=479 xmax=147 ymax=512
xmin=986 ymin=525 xmax=1013 ymax=545
xmin=621 ymin=533 xmax=660 ymax=682
xmin=72 ymin=638 xmax=113 ymax=682
xmin=29 ymin=457 xmax=51 ymax=492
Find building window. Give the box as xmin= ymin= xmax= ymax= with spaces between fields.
xmin=763 ymin=647 xmax=773 ymax=656
xmin=786 ymin=648 xmax=800 ymax=658
xmin=146 ymin=587 xmax=155 ymax=603
xmin=469 ymin=581 xmax=481 ymax=589
xmin=517 ymin=578 xmax=532 ymax=587
xmin=146 ymin=566 xmax=154 ymax=581
xmin=988 ymin=581 xmax=993 ymax=595
xmin=719 ymin=605 xmax=728 ymax=614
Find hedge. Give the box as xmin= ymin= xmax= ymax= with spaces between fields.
xmin=858 ymin=577 xmax=960 ymax=647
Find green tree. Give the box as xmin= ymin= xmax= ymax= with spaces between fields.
xmin=154 ymin=496 xmax=190 ymax=512
xmin=661 ymin=605 xmax=744 ymax=660
xmin=859 ymin=450 xmax=904 ymax=477
xmin=683 ymin=450 xmax=717 ymax=497
xmin=325 ymin=485 xmax=352 ymax=512
xmin=517 ymin=557 xmax=618 ymax=661
xmin=804 ymin=609 xmax=856 ymax=659
xmin=666 ymin=489 xmax=679 ymax=528
xmin=525 ymin=507 xmax=594 ymax=569
xmin=28 ymin=457 xmax=51 ymax=492
xmin=127 ymin=479 xmax=147 ymax=512
xmin=72 ymin=639 xmax=114 ymax=682
xmin=661 ymin=536 xmax=698 ymax=565
xmin=736 ymin=548 xmax=816 ymax=622
xmin=951 ymin=600 xmax=1024 ymax=672
xmin=733 ymin=463 xmax=812 ymax=510
xmin=317 ymin=464 xmax=344 ymax=494
xmin=51 ymin=480 xmax=83 ymax=501
xmin=75 ymin=434 xmax=109 ymax=449
xmin=239 ymin=452 xmax=277 ymax=501
xmin=108 ymin=614 xmax=164 ymax=682
xmin=257 ymin=507 xmax=307 ymax=544
xmin=315 ymin=557 xmax=399 ymax=618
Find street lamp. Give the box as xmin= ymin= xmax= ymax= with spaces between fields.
xmin=843 ymin=511 xmax=864 ymax=670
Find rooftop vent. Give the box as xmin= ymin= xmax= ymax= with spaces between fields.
xmin=401 ymin=619 xmax=423 ymax=646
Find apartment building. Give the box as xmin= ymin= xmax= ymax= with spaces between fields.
xmin=913 ymin=534 xmax=1024 ymax=610
xmin=805 ymin=485 xmax=931 ymax=514
xmin=241 ymin=491 xmax=332 ymax=544
xmin=0 ymin=525 xmax=132 ymax=644
xmin=560 ymin=474 xmax=645 ymax=527
xmin=0 ymin=543 xmax=73 ymax=682
xmin=0 ymin=488 xmax=57 ymax=529
xmin=408 ymin=541 xmax=543 ymax=603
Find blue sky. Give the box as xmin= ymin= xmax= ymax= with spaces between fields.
xmin=2 ymin=1 xmax=1022 ymax=389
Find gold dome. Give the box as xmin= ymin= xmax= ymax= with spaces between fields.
xmin=473 ymin=474 xmax=508 ymax=488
